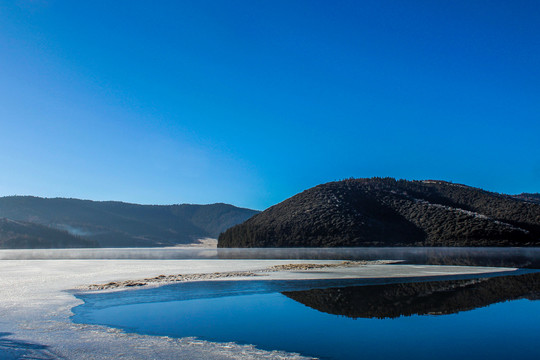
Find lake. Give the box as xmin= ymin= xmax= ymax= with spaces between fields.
xmin=73 ymin=270 xmax=540 ymax=360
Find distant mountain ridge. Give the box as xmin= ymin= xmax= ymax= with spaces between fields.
xmin=0 ymin=218 xmax=98 ymax=249
xmin=218 ymin=178 xmax=540 ymax=247
xmin=0 ymin=196 xmax=258 ymax=248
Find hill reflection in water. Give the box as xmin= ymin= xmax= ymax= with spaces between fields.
xmin=283 ymin=272 xmax=540 ymax=319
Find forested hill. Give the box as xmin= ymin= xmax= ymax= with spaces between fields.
xmin=0 ymin=218 xmax=98 ymax=249
xmin=218 ymin=178 xmax=540 ymax=247
xmin=513 ymin=193 xmax=540 ymax=204
xmin=0 ymin=196 xmax=258 ymax=248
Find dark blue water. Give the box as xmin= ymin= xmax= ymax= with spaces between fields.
xmin=73 ymin=272 xmax=540 ymax=360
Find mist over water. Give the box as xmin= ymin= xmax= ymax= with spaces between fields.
xmin=2 ymin=247 xmax=540 ymax=268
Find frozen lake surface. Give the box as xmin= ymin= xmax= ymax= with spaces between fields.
xmin=1 ymin=247 xmax=539 ymax=359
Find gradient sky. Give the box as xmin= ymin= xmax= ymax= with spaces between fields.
xmin=0 ymin=1 xmax=539 ymax=210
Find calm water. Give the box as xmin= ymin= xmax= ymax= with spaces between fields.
xmin=73 ymin=272 xmax=540 ymax=360
xmin=0 ymin=247 xmax=540 ymax=269
xmin=4 ymin=247 xmax=540 ymax=267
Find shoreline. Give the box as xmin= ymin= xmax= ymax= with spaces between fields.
xmin=0 ymin=257 xmax=519 ymax=359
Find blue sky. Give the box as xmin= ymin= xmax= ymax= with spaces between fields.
xmin=0 ymin=1 xmax=538 ymax=210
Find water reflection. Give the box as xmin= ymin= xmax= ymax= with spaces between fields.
xmin=283 ymin=272 xmax=540 ymax=319
xmin=73 ymin=272 xmax=540 ymax=360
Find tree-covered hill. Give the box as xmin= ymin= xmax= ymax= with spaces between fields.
xmin=218 ymin=178 xmax=540 ymax=247
xmin=0 ymin=218 xmax=98 ymax=248
xmin=513 ymin=193 xmax=540 ymax=204
xmin=0 ymin=196 xmax=258 ymax=248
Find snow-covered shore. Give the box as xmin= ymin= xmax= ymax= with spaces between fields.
xmin=0 ymin=256 xmax=516 ymax=359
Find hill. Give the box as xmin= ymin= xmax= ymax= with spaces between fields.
xmin=513 ymin=193 xmax=540 ymax=204
xmin=0 ymin=218 xmax=98 ymax=248
xmin=0 ymin=196 xmax=258 ymax=248
xmin=218 ymin=178 xmax=540 ymax=247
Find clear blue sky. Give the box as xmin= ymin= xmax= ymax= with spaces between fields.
xmin=0 ymin=1 xmax=538 ymax=210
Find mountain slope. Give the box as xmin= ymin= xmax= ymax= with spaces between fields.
xmin=218 ymin=178 xmax=540 ymax=247
xmin=0 ymin=197 xmax=258 ymax=247
xmin=513 ymin=193 xmax=540 ymax=204
xmin=0 ymin=218 xmax=98 ymax=248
